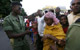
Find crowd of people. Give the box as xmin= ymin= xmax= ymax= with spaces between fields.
xmin=1 ymin=0 xmax=80 ymax=50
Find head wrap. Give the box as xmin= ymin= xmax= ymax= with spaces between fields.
xmin=44 ymin=12 xmax=59 ymax=25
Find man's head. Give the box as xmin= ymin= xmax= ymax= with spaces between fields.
xmin=55 ymin=7 xmax=61 ymax=13
xmin=37 ymin=10 xmax=43 ymax=17
xmin=70 ymin=0 xmax=80 ymax=15
xmin=49 ymin=9 xmax=54 ymax=13
xmin=11 ymin=1 xmax=22 ymax=15
xmin=28 ymin=14 xmax=35 ymax=21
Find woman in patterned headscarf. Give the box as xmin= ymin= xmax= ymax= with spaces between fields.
xmin=42 ymin=12 xmax=66 ymax=50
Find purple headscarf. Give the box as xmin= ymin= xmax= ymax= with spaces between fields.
xmin=44 ymin=12 xmax=59 ymax=25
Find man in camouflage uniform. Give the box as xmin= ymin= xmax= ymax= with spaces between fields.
xmin=3 ymin=1 xmax=31 ymax=50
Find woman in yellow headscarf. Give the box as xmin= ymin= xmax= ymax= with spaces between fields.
xmin=42 ymin=12 xmax=66 ymax=50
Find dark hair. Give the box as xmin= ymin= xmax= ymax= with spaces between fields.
xmin=11 ymin=1 xmax=22 ymax=7
xmin=49 ymin=9 xmax=54 ymax=13
xmin=60 ymin=15 xmax=69 ymax=26
xmin=56 ymin=7 xmax=60 ymax=10
xmin=68 ymin=10 xmax=72 ymax=14
xmin=45 ymin=10 xmax=48 ymax=13
xmin=60 ymin=15 xmax=67 ymax=20
xmin=37 ymin=9 xmax=42 ymax=12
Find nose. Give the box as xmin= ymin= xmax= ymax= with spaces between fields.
xmin=74 ymin=4 xmax=78 ymax=7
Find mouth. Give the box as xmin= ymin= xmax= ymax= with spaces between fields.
xmin=74 ymin=7 xmax=79 ymax=9
xmin=73 ymin=8 xmax=80 ymax=11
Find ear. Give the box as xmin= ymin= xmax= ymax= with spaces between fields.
xmin=70 ymin=6 xmax=72 ymax=9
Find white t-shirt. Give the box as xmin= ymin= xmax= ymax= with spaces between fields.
xmin=37 ymin=16 xmax=45 ymax=37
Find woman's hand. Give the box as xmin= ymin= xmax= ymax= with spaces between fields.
xmin=42 ymin=34 xmax=58 ymax=42
xmin=46 ymin=34 xmax=58 ymax=42
xmin=50 ymin=45 xmax=57 ymax=50
xmin=41 ymin=34 xmax=48 ymax=41
xmin=42 ymin=34 xmax=51 ymax=41
xmin=57 ymin=39 xmax=65 ymax=46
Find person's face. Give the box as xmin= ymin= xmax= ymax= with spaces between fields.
xmin=34 ymin=13 xmax=38 ymax=16
xmin=12 ymin=5 xmax=22 ymax=14
xmin=44 ymin=17 xmax=53 ymax=26
xmin=37 ymin=10 xmax=43 ymax=17
xmin=55 ymin=8 xmax=60 ymax=13
xmin=71 ymin=0 xmax=80 ymax=14
xmin=32 ymin=23 xmax=37 ymax=28
xmin=28 ymin=16 xmax=34 ymax=21
xmin=60 ymin=17 xmax=67 ymax=24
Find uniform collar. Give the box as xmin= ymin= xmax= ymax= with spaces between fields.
xmin=10 ymin=12 xmax=20 ymax=17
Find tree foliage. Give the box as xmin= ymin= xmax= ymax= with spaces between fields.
xmin=0 ymin=0 xmax=27 ymax=18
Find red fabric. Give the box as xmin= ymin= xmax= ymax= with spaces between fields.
xmin=63 ymin=27 xmax=68 ymax=34
xmin=26 ymin=20 xmax=29 ymax=27
xmin=32 ymin=28 xmax=38 ymax=35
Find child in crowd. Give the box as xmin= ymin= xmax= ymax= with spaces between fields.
xmin=32 ymin=21 xmax=38 ymax=43
xmin=60 ymin=15 xmax=69 ymax=34
xmin=31 ymin=21 xmax=38 ymax=50
xmin=42 ymin=12 xmax=66 ymax=50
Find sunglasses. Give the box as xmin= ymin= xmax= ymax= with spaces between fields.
xmin=18 ymin=7 xmax=22 ymax=10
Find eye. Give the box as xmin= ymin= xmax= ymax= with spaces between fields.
xmin=18 ymin=7 xmax=22 ymax=10
xmin=77 ymin=2 xmax=80 ymax=5
xmin=71 ymin=2 xmax=80 ymax=6
xmin=71 ymin=3 xmax=75 ymax=6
